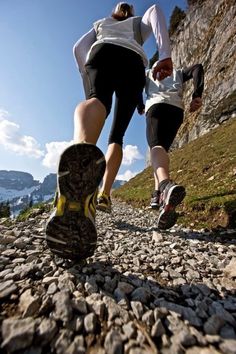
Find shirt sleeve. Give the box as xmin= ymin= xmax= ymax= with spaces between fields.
xmin=182 ymin=64 xmax=205 ymax=98
xmin=73 ymin=28 xmax=96 ymax=73
xmin=141 ymin=4 xmax=171 ymax=61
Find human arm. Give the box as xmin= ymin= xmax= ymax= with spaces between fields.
xmin=141 ymin=4 xmax=173 ymax=80
xmin=182 ymin=64 xmax=204 ymax=112
xmin=189 ymin=97 xmax=202 ymax=112
xmin=73 ymin=28 xmax=96 ymax=73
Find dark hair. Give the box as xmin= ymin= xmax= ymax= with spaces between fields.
xmin=112 ymin=2 xmax=134 ymax=21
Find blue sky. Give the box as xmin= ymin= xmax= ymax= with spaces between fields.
xmin=0 ymin=0 xmax=186 ymax=182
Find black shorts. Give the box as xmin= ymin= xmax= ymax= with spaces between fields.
xmin=146 ymin=103 xmax=184 ymax=151
xmin=84 ymin=43 xmax=145 ymax=146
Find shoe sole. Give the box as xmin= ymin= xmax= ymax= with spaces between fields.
xmin=150 ymin=203 xmax=159 ymax=209
xmin=157 ymin=185 xmax=186 ymax=230
xmin=45 ymin=143 xmax=106 ymax=261
xmin=96 ymin=203 xmax=112 ymax=214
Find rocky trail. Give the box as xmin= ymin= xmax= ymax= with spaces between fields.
xmin=0 ymin=201 xmax=236 ymax=354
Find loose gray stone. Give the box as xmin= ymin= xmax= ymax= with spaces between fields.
xmin=52 ymin=291 xmax=73 ymax=323
xmin=1 ymin=317 xmax=36 ymax=352
xmin=0 ymin=279 xmax=17 ymax=299
xmin=104 ymin=329 xmax=123 ymax=354
xmin=84 ymin=312 xmax=97 ymax=334
xmin=1 ymin=198 xmax=236 ymax=353
xmin=219 ymin=339 xmax=236 ymax=354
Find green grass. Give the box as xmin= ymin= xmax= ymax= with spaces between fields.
xmin=113 ymin=119 xmax=236 ymax=230
xmin=16 ymin=203 xmax=51 ymax=222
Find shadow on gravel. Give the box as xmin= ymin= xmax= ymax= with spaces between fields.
xmin=170 ymin=229 xmax=236 ymax=245
xmin=113 ymin=219 xmax=236 ymax=245
xmin=113 ymin=219 xmax=153 ymax=232
xmin=66 ymin=260 xmax=236 ymax=343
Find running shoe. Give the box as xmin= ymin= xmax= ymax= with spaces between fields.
xmin=96 ymin=191 xmax=112 ymax=214
xmin=150 ymin=190 xmax=161 ymax=209
xmin=157 ymin=181 xmax=186 ymax=230
xmin=45 ymin=143 xmax=106 ymax=261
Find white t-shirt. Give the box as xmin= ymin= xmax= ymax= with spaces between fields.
xmin=73 ymin=4 xmax=171 ymax=73
xmin=145 ymin=69 xmax=184 ymax=113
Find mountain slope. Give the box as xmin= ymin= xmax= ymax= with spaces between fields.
xmin=170 ymin=0 xmax=236 ymax=147
xmin=112 ymin=118 xmax=236 ymax=230
xmin=0 ymin=172 xmax=56 ymax=216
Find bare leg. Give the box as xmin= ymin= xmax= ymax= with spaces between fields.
xmin=46 ymin=97 xmax=108 ymax=260
xmin=151 ymin=145 xmax=169 ymax=190
xmin=74 ymin=98 xmax=106 ymax=144
xmin=100 ymin=143 xmax=123 ymax=196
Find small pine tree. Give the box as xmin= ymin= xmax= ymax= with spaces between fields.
xmin=187 ymin=0 xmax=205 ymax=6
xmin=169 ymin=6 xmax=186 ymax=37
xmin=5 ymin=201 xmax=10 ymax=217
xmin=29 ymin=198 xmax=33 ymax=208
xmin=0 ymin=201 xmax=11 ymax=218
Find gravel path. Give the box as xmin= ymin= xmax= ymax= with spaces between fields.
xmin=0 ymin=201 xmax=236 ymax=354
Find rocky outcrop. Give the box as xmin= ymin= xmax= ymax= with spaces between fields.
xmin=171 ymin=0 xmax=236 ymax=147
xmin=35 ymin=173 xmax=56 ymax=196
xmin=0 ymin=171 xmax=39 ymax=191
xmin=0 ymin=171 xmax=127 ymax=216
xmin=0 ymin=172 xmax=56 ymax=216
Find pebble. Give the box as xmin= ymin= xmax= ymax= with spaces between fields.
xmin=0 ymin=201 xmax=236 ymax=353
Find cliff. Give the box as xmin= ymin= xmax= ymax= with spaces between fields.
xmin=0 ymin=170 xmax=39 ymax=191
xmin=171 ymin=0 xmax=236 ymax=147
xmin=0 ymin=171 xmax=56 ymax=216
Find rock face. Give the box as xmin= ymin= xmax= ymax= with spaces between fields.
xmin=31 ymin=173 xmax=56 ymax=201
xmin=0 ymin=171 xmax=39 ymax=191
xmin=0 ymin=171 xmax=56 ymax=215
xmin=0 ymin=202 xmax=236 ymax=353
xmin=171 ymin=0 xmax=236 ymax=147
xmin=0 ymin=171 xmax=127 ymax=215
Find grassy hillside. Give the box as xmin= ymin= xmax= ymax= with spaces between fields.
xmin=113 ymin=118 xmax=236 ymax=230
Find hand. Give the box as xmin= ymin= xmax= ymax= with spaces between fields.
xmin=152 ymin=58 xmax=173 ymax=81
xmin=190 ymin=97 xmax=202 ymax=112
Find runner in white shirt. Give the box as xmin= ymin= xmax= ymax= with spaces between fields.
xmin=73 ymin=2 xmax=173 ymax=213
xmin=46 ymin=3 xmax=173 ymax=261
xmin=137 ymin=56 xmax=204 ymax=230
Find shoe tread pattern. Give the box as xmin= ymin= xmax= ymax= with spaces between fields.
xmin=157 ymin=185 xmax=186 ymax=230
xmin=46 ymin=143 xmax=106 ymax=261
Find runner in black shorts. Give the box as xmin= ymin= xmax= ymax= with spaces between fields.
xmin=146 ymin=103 xmax=183 ymax=152
xmin=46 ymin=3 xmax=173 ymax=261
xmin=84 ymin=43 xmax=145 ymax=146
xmin=138 ymin=58 xmax=204 ymax=229
xmin=73 ymin=2 xmax=173 ymax=214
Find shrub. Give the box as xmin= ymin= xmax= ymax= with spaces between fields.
xmin=169 ymin=6 xmax=186 ymax=36
xmin=16 ymin=202 xmax=51 ymax=221
xmin=187 ymin=0 xmax=206 ymax=6
xmin=0 ymin=201 xmax=10 ymax=218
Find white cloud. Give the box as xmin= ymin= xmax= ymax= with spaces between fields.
xmin=0 ymin=109 xmax=9 ymax=118
xmin=122 ymin=145 xmax=143 ymax=166
xmin=117 ymin=169 xmax=140 ymax=181
xmin=0 ymin=110 xmax=44 ymax=158
xmin=42 ymin=140 xmax=73 ymax=169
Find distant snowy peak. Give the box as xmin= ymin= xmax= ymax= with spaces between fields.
xmin=0 ymin=170 xmax=40 ymax=191
xmin=0 ymin=185 xmax=40 ymax=203
xmin=0 ymin=171 xmax=56 ymax=215
xmin=0 ymin=170 xmax=127 ymax=216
